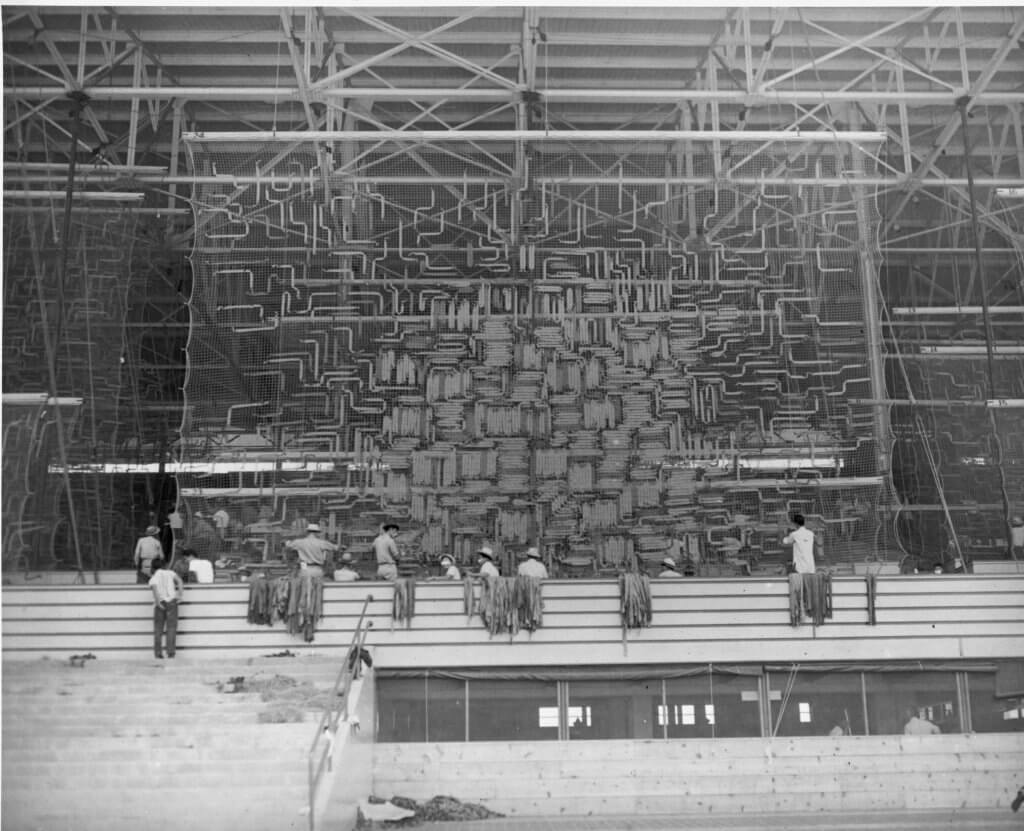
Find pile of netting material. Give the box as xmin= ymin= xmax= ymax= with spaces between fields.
xmin=357 ymin=795 xmax=504 ymax=827
xmin=217 ymin=673 xmax=333 ymax=723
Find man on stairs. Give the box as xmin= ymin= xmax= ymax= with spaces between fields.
xmin=148 ymin=557 xmax=184 ymax=659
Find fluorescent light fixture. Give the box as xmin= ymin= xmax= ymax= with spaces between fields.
xmin=49 ymin=460 xmax=337 ymax=474
xmin=664 ymin=457 xmax=840 ymax=471
xmin=184 ymin=129 xmax=888 ymax=144
xmin=920 ymin=345 xmax=1024 ymax=354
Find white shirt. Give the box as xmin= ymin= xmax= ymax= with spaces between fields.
xmin=783 ymin=526 xmax=816 ymax=574
xmin=188 ymin=558 xmax=214 ymax=584
xmin=168 ymin=512 xmax=184 ymax=530
xmin=443 ymin=564 xmax=461 ymax=580
xmin=134 ymin=536 xmax=163 ymax=568
xmin=904 ymin=716 xmax=940 ymax=735
xmin=287 ymin=533 xmax=338 ymax=565
xmin=333 ymin=566 xmax=360 ymax=582
xmin=148 ymin=568 xmax=183 ymax=605
xmin=212 ymin=509 xmax=230 ymax=531
xmin=479 ymin=560 xmax=500 ymax=579
xmin=517 ymin=559 xmax=548 ymax=579
xmin=1012 ymin=526 xmax=1024 ymax=548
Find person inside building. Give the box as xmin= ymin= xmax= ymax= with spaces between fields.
xmin=211 ymin=502 xmax=231 ymax=545
xmin=185 ymin=549 xmax=214 ymax=584
xmin=189 ymin=511 xmax=219 ymax=561
xmin=373 ymin=523 xmax=400 ymax=580
xmin=477 ymin=546 xmax=500 ymax=579
xmin=438 ymin=554 xmax=461 ymax=580
xmin=658 ymin=556 xmax=683 ymax=578
xmin=517 ymin=547 xmax=548 ymax=579
xmin=1011 ymin=516 xmax=1024 ymax=560
xmin=134 ymin=524 xmax=163 ymax=584
xmin=148 ymin=557 xmax=183 ymax=659
xmin=332 ymin=551 xmax=360 ymax=582
xmin=285 ymin=523 xmax=338 ymax=577
xmin=902 ymin=706 xmax=940 ymax=735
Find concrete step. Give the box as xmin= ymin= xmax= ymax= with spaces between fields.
xmin=1 ymin=658 xmax=331 ymax=831
xmin=1 ymin=723 xmax=313 ymax=753
xmin=1 ymin=764 xmax=309 ymax=788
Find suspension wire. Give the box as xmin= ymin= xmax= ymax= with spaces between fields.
xmin=20 ymin=185 xmax=87 ymax=582
xmin=771 ymin=663 xmax=800 ymax=738
xmin=956 ymin=97 xmax=1015 ymax=561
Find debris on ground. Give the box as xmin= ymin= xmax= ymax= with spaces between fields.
xmin=356 ymin=795 xmax=504 ymax=827
xmin=68 ymin=653 xmax=96 ymax=668
xmin=215 ymin=672 xmax=333 ymax=723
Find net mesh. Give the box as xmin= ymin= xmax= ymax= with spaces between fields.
xmin=181 ymin=136 xmax=895 ymax=574
xmin=1 ymin=205 xmax=139 ymax=571
xmin=883 ymin=192 xmax=1024 ymax=566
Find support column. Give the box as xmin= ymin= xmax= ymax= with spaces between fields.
xmin=847 ymin=107 xmax=890 ymax=478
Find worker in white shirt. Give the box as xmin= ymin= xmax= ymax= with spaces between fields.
xmin=476 ymin=546 xmax=500 ymax=579
xmin=782 ymin=514 xmax=817 ymax=625
xmin=517 ymin=547 xmax=548 ymax=579
xmin=333 ymin=552 xmax=360 ymax=582
xmin=782 ymin=514 xmax=816 ymax=573
xmin=184 ymin=550 xmax=214 ymax=584
xmin=438 ymin=555 xmax=461 ymax=580
xmin=134 ymin=525 xmax=163 ymax=584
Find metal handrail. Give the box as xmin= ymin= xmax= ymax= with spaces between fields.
xmin=307 ymin=593 xmax=374 ymax=831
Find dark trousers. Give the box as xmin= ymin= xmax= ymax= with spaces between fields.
xmin=153 ymin=600 xmax=179 ymax=657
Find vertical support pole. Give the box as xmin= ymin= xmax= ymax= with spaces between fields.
xmin=847 ymin=107 xmax=890 ymax=478
xmin=127 ymin=49 xmax=142 ymax=168
xmin=167 ymin=101 xmax=182 ymax=218
xmin=957 ymin=96 xmax=1013 ymax=559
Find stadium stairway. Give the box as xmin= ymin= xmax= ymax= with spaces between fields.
xmin=1 ymin=653 xmax=347 ymax=831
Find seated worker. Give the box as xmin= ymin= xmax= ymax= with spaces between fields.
xmin=476 ymin=546 xmax=500 ymax=579
xmin=332 ymin=552 xmax=360 ymax=582
xmin=903 ymin=707 xmax=940 ymax=735
xmin=185 ymin=550 xmax=214 ymax=584
xmin=658 ymin=556 xmax=683 ymax=578
xmin=438 ymin=555 xmax=461 ymax=580
xmin=516 ymin=547 xmax=548 ymax=579
xmin=285 ymin=523 xmax=338 ymax=577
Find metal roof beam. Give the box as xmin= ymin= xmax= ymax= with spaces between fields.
xmin=11 ymin=86 xmax=1024 ymax=105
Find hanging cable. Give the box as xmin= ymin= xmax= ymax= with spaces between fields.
xmin=956 ymin=97 xmax=1014 ymax=560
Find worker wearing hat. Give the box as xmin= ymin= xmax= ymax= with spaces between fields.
xmin=332 ymin=551 xmax=360 ymax=582
xmin=516 ymin=546 xmax=548 ymax=579
xmin=438 ymin=555 xmax=461 ymax=581
xmin=285 ymin=523 xmax=337 ymax=577
xmin=658 ymin=556 xmax=682 ymax=579
xmin=134 ymin=524 xmax=163 ymax=584
xmin=476 ymin=545 xmax=500 ymax=579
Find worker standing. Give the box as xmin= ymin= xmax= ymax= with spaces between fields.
xmin=134 ymin=525 xmax=163 ymax=584
xmin=285 ymin=523 xmax=337 ymax=577
xmin=373 ymin=523 xmax=401 ymax=581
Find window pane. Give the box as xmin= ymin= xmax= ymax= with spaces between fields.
xmin=863 ymin=671 xmax=959 ymax=735
xmin=567 ymin=680 xmax=661 ymax=740
xmin=427 ymin=677 xmax=465 ymax=742
xmin=968 ymin=673 xmax=1024 ymax=733
xmin=767 ymin=670 xmax=866 ymax=737
xmin=467 ymin=680 xmax=557 ymax=741
xmin=377 ymin=678 xmax=427 ymax=742
xmin=665 ymin=674 xmax=762 ymax=738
